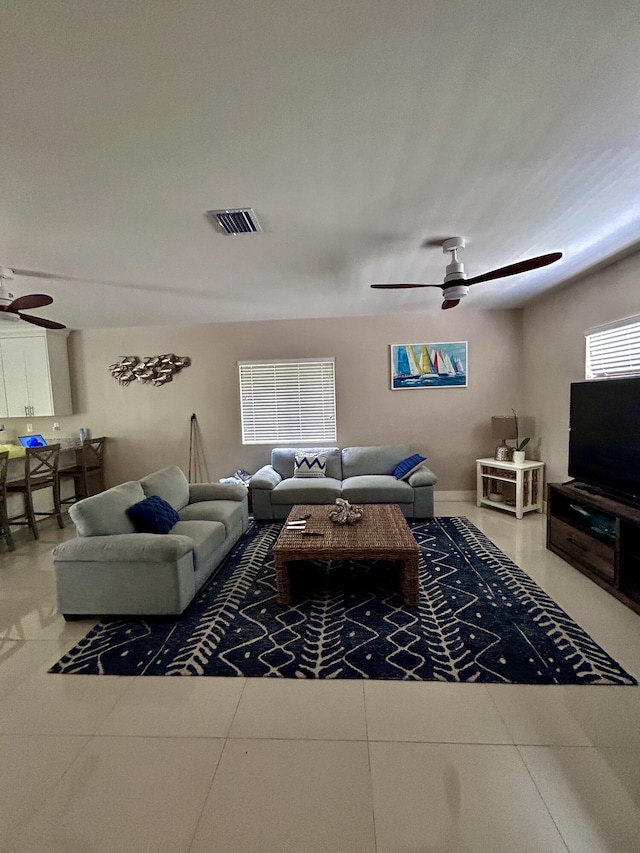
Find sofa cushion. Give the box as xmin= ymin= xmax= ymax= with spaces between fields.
xmin=52 ymin=532 xmax=194 ymax=563
xmin=271 ymin=477 xmax=342 ymax=504
xmin=69 ymin=481 xmax=146 ymax=537
xmin=189 ymin=482 xmax=248 ymax=502
xmin=127 ymin=495 xmax=181 ymax=534
xmin=171 ymin=520 xmax=226 ymax=570
xmin=139 ymin=465 xmax=190 ymax=511
xmin=341 ymin=474 xmax=414 ymax=504
xmin=293 ymin=451 xmax=327 ymax=478
xmin=341 ymin=445 xmax=411 ymax=477
xmin=393 ymin=453 xmax=427 ymax=480
xmin=179 ymin=499 xmax=245 ymax=532
xmin=271 ymin=447 xmax=342 ymax=480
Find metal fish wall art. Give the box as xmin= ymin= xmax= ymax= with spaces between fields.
xmin=108 ymin=354 xmax=191 ymax=386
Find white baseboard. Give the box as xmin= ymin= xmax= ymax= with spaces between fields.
xmin=435 ymin=491 xmax=476 ymax=502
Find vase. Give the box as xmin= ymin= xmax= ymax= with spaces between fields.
xmin=512 ymin=450 xmax=526 ymax=464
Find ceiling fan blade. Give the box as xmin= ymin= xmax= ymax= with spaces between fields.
xmin=8 ymin=294 xmax=53 ymax=311
xmin=466 ymin=252 xmax=562 ymax=286
xmin=18 ymin=313 xmax=66 ymax=330
xmin=8 ymin=267 xmax=238 ymax=303
xmin=12 ymin=268 xmax=82 ymax=282
xmin=371 ymin=283 xmax=443 ymax=290
xmin=442 ymin=299 xmax=460 ymax=310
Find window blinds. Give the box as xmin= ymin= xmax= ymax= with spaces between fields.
xmin=585 ymin=315 xmax=640 ymax=379
xmin=238 ymin=358 xmax=336 ymax=444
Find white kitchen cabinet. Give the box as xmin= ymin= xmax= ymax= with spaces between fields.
xmin=0 ymin=328 xmax=72 ymax=417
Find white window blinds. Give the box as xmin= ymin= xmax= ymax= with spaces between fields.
xmin=238 ymin=358 xmax=336 ymax=444
xmin=585 ymin=316 xmax=640 ymax=379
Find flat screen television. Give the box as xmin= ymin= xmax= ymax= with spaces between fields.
xmin=569 ymin=377 xmax=640 ymax=503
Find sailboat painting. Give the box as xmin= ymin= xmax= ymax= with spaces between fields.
xmin=390 ymin=341 xmax=468 ymax=389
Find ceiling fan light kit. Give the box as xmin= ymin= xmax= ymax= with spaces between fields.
xmin=442 ymin=284 xmax=470 ymax=299
xmin=371 ymin=237 xmax=562 ymax=309
xmin=442 ymin=236 xmax=466 ymax=281
xmin=0 ymin=267 xmax=17 ymax=318
xmin=0 ymin=266 xmax=66 ymax=329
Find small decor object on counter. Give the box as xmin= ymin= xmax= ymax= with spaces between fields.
xmin=0 ymin=425 xmax=16 ymax=443
xmin=328 ymin=497 xmax=363 ymax=525
xmin=108 ymin=354 xmax=191 ymax=386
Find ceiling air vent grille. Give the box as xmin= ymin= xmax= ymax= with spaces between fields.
xmin=206 ymin=208 xmax=262 ymax=235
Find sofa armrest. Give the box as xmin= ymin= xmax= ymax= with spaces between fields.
xmin=407 ymin=465 xmax=438 ymax=487
xmin=188 ymin=482 xmax=247 ymax=503
xmin=250 ymin=465 xmax=282 ymax=490
xmin=52 ymin=533 xmax=194 ymax=563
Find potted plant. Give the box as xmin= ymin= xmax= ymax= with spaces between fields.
xmin=511 ymin=437 xmax=530 ymax=464
xmin=509 ymin=410 xmax=530 ymax=463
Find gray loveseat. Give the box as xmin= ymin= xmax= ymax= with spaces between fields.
xmin=52 ymin=465 xmax=249 ymax=618
xmin=250 ymin=445 xmax=437 ymax=520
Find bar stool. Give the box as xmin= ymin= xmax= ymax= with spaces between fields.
xmin=0 ymin=450 xmax=15 ymax=551
xmin=59 ymin=437 xmax=106 ymax=505
xmin=7 ymin=444 xmax=64 ymax=540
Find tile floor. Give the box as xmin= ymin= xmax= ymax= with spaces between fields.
xmin=0 ymin=501 xmax=640 ymax=852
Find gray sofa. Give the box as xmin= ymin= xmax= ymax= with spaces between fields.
xmin=250 ymin=445 xmax=437 ymax=520
xmin=52 ymin=465 xmax=249 ymax=618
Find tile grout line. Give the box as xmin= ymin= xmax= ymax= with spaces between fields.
xmin=514 ymin=744 xmax=572 ymax=853
xmin=7 ymin=732 xmax=92 ymax=849
xmin=184 ymin=676 xmax=250 ymax=849
xmin=363 ymin=682 xmax=380 ymax=853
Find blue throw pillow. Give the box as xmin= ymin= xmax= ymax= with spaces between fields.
xmin=393 ymin=453 xmax=427 ymax=481
xmin=126 ymin=495 xmax=180 ymax=534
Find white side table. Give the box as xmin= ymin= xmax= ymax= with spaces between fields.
xmin=476 ymin=457 xmax=545 ymax=519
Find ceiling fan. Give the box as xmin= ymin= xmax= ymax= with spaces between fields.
xmin=371 ymin=237 xmax=563 ymax=309
xmin=0 ymin=267 xmax=66 ymax=329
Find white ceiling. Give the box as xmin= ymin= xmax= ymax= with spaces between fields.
xmin=2 ymin=0 xmax=640 ymax=330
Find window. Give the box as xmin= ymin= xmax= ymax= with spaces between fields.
xmin=585 ymin=315 xmax=640 ymax=379
xmin=238 ymin=358 xmax=336 ymax=444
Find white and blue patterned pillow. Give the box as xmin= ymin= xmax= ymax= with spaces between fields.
xmin=393 ymin=453 xmax=427 ymax=480
xmin=293 ymin=452 xmax=327 ymax=478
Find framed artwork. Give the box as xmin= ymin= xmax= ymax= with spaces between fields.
xmin=390 ymin=341 xmax=468 ymax=389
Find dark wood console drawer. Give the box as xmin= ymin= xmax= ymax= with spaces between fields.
xmin=549 ymin=517 xmax=615 ymax=582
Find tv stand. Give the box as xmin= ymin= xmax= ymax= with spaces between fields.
xmin=547 ymin=482 xmax=640 ymax=615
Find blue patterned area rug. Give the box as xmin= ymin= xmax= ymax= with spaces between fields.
xmin=50 ymin=518 xmax=637 ymax=684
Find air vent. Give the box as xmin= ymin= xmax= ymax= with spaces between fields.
xmin=206 ymin=208 xmax=262 ymax=235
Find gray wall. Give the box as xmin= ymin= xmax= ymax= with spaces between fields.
xmin=8 ymin=253 xmax=639 ymax=512
xmin=522 ymin=251 xmax=640 ymax=485
xmin=9 ymin=309 xmax=523 ymax=494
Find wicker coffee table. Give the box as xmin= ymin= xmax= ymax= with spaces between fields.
xmin=272 ymin=504 xmax=420 ymax=606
